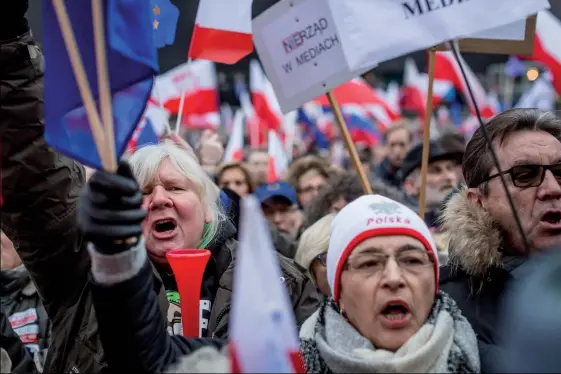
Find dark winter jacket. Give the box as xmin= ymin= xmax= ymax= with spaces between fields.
xmin=0 ymin=30 xmax=319 ymax=373
xmin=374 ymin=158 xmax=402 ymax=189
xmin=0 ymin=267 xmax=50 ymax=372
xmin=439 ymin=187 xmax=530 ymax=373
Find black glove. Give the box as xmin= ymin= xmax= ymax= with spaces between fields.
xmin=78 ymin=160 xmax=146 ymax=254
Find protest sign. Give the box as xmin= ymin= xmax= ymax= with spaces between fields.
xmin=435 ymin=16 xmax=537 ymax=55
xmin=333 ymin=0 xmax=550 ymax=70
xmin=252 ymin=0 xmax=373 ymax=113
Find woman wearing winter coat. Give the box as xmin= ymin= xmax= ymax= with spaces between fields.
xmin=299 ymin=195 xmax=480 ymax=373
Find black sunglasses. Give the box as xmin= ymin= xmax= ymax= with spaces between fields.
xmin=315 ymin=252 xmax=327 ymax=266
xmin=482 ymin=163 xmax=561 ymax=188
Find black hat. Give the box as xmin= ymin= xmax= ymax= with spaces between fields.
xmin=398 ymin=140 xmax=463 ymax=183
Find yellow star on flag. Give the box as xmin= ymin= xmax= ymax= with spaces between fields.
xmin=153 ymin=19 xmax=159 ymax=30
xmin=153 ymin=5 xmax=160 ymax=15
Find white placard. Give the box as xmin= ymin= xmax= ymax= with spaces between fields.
xmin=333 ymin=0 xmax=550 ymax=70
xmin=252 ymin=0 xmax=374 ymax=114
xmin=469 ymin=18 xmax=527 ymax=41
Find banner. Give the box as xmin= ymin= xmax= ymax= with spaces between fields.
xmin=252 ymin=0 xmax=373 ymax=113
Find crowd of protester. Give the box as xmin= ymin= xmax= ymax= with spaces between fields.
xmin=2 ymin=6 xmax=561 ymax=374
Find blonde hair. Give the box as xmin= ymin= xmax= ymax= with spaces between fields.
xmin=129 ymin=139 xmax=224 ymax=245
xmin=295 ymin=213 xmax=335 ymax=272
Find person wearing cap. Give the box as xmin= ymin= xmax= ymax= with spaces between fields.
xmin=299 ymin=195 xmax=479 ymax=373
xmin=254 ymin=181 xmax=304 ymax=241
xmin=399 ymin=140 xmax=463 ymax=227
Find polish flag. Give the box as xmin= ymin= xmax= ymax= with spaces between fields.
xmin=434 ymin=51 xmax=497 ymax=119
xmin=229 ymin=196 xmax=306 ymax=373
xmin=188 ymin=0 xmax=254 ymax=64
xmin=153 ymin=60 xmax=220 ymax=129
xmin=250 ymin=60 xmax=283 ymax=133
xmin=531 ymin=11 xmax=561 ymax=94
xmin=267 ymin=130 xmax=289 ymax=183
xmin=402 ymin=58 xmax=455 ymax=118
xmin=235 ymin=78 xmax=264 ymax=148
xmin=223 ymin=110 xmax=246 ymax=162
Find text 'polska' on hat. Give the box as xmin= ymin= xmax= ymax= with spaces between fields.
xmin=327 ymin=194 xmax=439 ymax=302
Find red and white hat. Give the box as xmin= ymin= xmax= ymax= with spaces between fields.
xmin=327 ymin=194 xmax=439 ymax=303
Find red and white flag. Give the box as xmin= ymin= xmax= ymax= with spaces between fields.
xmin=188 ymin=0 xmax=254 ymax=64
xmin=434 ymin=51 xmax=497 ymax=119
xmin=153 ymin=60 xmax=220 ymax=129
xmin=267 ymin=130 xmax=289 ymax=183
xmin=229 ymin=196 xmax=306 ymax=373
xmin=223 ymin=110 xmax=246 ymax=163
xmin=250 ymin=60 xmax=283 ymax=133
xmin=532 ymin=11 xmax=561 ymax=95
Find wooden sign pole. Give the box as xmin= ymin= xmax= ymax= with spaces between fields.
xmin=326 ymin=92 xmax=373 ymax=194
xmin=418 ymin=48 xmax=437 ymax=218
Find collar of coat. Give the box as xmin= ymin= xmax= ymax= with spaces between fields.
xmin=440 ymin=187 xmax=503 ymax=278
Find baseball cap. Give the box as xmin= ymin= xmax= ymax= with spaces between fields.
xmin=254 ymin=181 xmax=298 ymax=206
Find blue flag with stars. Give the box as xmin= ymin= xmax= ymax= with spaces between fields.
xmin=43 ymin=0 xmax=159 ymax=169
xmin=152 ymin=0 xmax=179 ymax=49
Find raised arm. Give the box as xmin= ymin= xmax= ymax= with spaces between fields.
xmin=0 ymin=24 xmax=88 ymax=318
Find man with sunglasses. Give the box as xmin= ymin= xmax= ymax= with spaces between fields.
xmin=438 ymin=108 xmax=561 ymax=373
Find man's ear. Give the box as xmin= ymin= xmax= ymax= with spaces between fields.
xmin=467 ymin=187 xmax=484 ymax=207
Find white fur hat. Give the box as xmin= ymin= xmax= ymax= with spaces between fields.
xmin=327 ymin=194 xmax=439 ymax=302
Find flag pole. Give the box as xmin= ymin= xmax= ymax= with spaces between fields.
xmin=326 ymin=91 xmax=373 ymax=194
xmin=91 ymin=0 xmax=117 ymax=172
xmin=418 ymin=48 xmax=437 ymax=218
xmin=52 ymin=0 xmax=111 ymax=171
xmin=175 ymin=58 xmax=193 ymax=135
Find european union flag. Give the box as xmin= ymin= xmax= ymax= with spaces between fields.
xmin=136 ymin=118 xmax=159 ymax=148
xmin=152 ymin=0 xmax=179 ymax=49
xmin=43 ymin=0 xmax=159 ymax=169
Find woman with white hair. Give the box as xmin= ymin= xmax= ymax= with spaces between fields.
xmin=299 ymin=195 xmax=480 ymax=373
xmin=75 ymin=137 xmax=319 ymax=371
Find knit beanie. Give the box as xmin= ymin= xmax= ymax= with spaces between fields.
xmin=327 ymin=194 xmax=439 ymax=302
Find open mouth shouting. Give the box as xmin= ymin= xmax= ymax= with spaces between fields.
xmin=151 ymin=218 xmax=178 ymax=239
xmin=379 ymin=299 xmax=412 ymax=329
xmin=540 ymin=210 xmax=561 ymax=230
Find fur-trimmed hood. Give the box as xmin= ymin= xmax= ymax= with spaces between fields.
xmin=440 ymin=187 xmax=502 ymax=277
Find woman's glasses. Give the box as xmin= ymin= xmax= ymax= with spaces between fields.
xmin=344 ymin=249 xmax=433 ymax=275
xmin=482 ymin=163 xmax=561 ymax=188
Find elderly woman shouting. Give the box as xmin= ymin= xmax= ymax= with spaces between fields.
xmin=300 ymin=195 xmax=480 ymax=373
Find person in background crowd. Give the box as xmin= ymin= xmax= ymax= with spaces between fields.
xmin=246 ymin=148 xmax=269 ymax=186
xmin=300 ymin=195 xmax=479 ymax=373
xmin=195 ymin=130 xmax=225 ymax=178
xmin=294 ymin=213 xmax=335 ymax=297
xmin=255 ymin=181 xmax=304 ymax=240
xmin=400 ymin=140 xmax=463 ymax=229
xmin=375 ymin=120 xmax=413 ymax=188
xmin=215 ymin=162 xmax=255 ymax=198
xmin=219 ymin=187 xmax=299 ymax=259
xmin=1 ymin=232 xmax=50 ymax=372
xmin=1 ymin=311 xmax=37 ymax=374
xmin=284 ymin=155 xmax=332 ymax=208
xmin=305 ymin=171 xmax=413 ymax=230
xmin=439 ymin=108 xmax=561 ymax=373
xmin=439 ymin=128 xmax=467 ymax=185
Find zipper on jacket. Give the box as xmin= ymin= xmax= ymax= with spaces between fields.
xmin=212 ymin=304 xmax=230 ymax=338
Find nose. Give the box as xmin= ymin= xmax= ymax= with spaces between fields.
xmin=443 ymin=168 xmax=457 ymax=185
xmin=149 ymin=186 xmax=173 ymax=210
xmin=537 ymin=170 xmax=561 ymax=201
xmin=272 ymin=211 xmax=284 ymax=225
xmin=380 ymin=258 xmax=405 ymax=291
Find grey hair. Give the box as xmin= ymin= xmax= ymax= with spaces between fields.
xmin=463 ymin=109 xmax=561 ymax=192
xmin=129 ymin=139 xmax=224 ymax=245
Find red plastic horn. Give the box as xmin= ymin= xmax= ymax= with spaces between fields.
xmin=166 ymin=249 xmax=211 ymax=337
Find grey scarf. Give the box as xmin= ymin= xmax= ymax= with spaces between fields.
xmin=300 ymin=291 xmax=479 ymax=373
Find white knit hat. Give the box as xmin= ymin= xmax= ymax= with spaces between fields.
xmin=327 ymin=194 xmax=439 ymax=302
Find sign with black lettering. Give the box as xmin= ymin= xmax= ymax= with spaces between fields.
xmin=334 ymin=0 xmax=549 ymax=70
xmin=252 ymin=0 xmax=373 ymax=113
